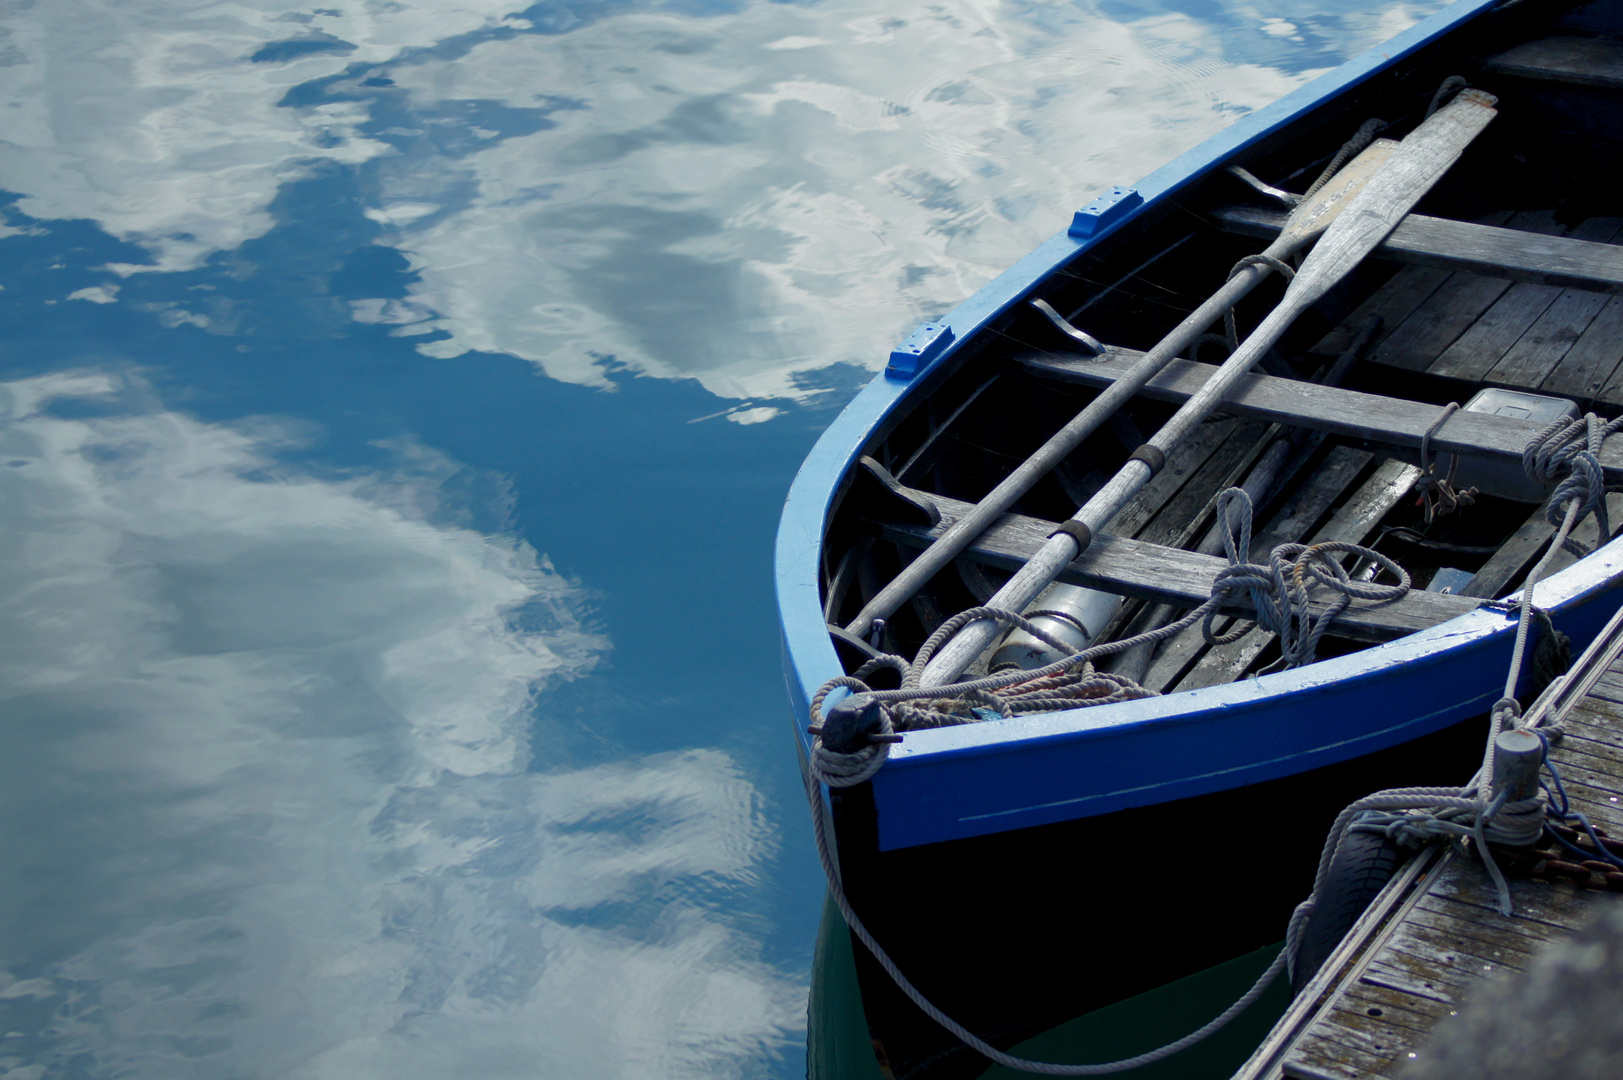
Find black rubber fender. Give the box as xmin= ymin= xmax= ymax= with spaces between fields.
xmin=1290 ymin=827 xmax=1405 ymax=996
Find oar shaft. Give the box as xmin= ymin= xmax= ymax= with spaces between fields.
xmin=844 ymin=244 xmax=1292 ymax=640
xmin=920 ymin=300 xmax=1300 ymax=685
xmin=919 ymin=90 xmax=1497 ymax=687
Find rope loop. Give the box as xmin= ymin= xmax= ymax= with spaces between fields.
xmin=1205 ymin=488 xmax=1410 ymax=669
xmin=1416 ymin=402 xmax=1477 ymax=523
xmin=1523 ymin=411 xmax=1623 ymax=554
xmin=1303 ymin=117 xmax=1387 ymax=199
xmin=1223 ymin=255 xmax=1297 ymax=349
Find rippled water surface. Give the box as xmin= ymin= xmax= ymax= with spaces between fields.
xmin=0 ymin=2 xmax=1445 ymax=1076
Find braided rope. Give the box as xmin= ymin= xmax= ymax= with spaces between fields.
xmin=1302 ymin=117 xmax=1387 ymax=199
xmin=1224 ymin=255 xmax=1297 ymax=350
xmin=1416 ymin=402 xmax=1477 ymax=523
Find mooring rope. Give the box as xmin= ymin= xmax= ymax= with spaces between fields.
xmin=1294 ymin=409 xmax=1623 ymax=945
xmin=801 ymin=491 xmax=1408 ymax=1071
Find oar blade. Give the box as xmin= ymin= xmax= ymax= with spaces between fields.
xmin=1288 ymin=89 xmax=1497 ymax=310
xmin=1277 ymin=138 xmax=1398 ymax=247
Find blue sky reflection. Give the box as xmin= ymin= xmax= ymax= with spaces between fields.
xmin=0 ymin=372 xmax=800 ymax=1077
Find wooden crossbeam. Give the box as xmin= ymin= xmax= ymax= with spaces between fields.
xmin=1211 ymin=204 xmax=1623 ymax=293
xmin=1015 ymin=348 xmax=1623 ymax=480
xmin=871 ymin=491 xmax=1478 ymax=643
xmin=1484 ymin=35 xmax=1623 ymax=91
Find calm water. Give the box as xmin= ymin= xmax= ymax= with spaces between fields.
xmin=0 ymin=2 xmax=1443 ymax=1077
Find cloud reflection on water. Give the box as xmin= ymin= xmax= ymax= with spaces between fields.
xmin=0 ymin=0 xmax=1442 ymax=409
xmin=0 ymin=373 xmax=801 ymax=1078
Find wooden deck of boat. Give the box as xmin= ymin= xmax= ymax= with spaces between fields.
xmin=1294 ymin=26 xmax=1623 ymax=409
xmin=1237 ymin=613 xmax=1623 ymax=1080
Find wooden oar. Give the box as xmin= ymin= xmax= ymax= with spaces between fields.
xmin=844 ymin=134 xmax=1398 ymax=641
xmin=919 ymin=88 xmax=1498 ymax=688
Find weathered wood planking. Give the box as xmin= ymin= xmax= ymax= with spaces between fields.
xmin=1544 ymin=291 xmax=1623 ymax=401
xmin=1367 ymin=210 xmax=1554 ymax=373
xmin=1484 ymin=34 xmax=1623 ymax=90
xmin=1214 ymin=204 xmax=1623 ymax=293
xmin=870 ymin=490 xmax=1477 ymax=642
xmin=1015 ymin=348 xmax=1623 ymax=481
xmin=1436 ymin=218 xmax=1623 ymax=384
xmin=1311 ymin=212 xmax=1513 ymax=358
xmin=1256 ymin=649 xmax=1623 ymax=1080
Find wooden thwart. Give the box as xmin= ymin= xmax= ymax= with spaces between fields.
xmin=870 ymin=490 xmax=1476 ymax=643
xmin=1213 ymin=204 xmax=1623 ymax=293
xmin=1016 ymin=347 xmax=1623 ymax=481
xmin=1484 ymin=34 xmax=1623 ymax=90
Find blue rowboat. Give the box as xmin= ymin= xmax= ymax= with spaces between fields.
xmin=782 ymin=0 xmax=1623 ymax=1075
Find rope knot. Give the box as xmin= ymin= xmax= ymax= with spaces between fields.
xmin=1206 ymin=488 xmax=1410 ymax=670
xmin=1523 ymin=412 xmax=1623 ymax=555
xmin=1416 ymin=402 xmax=1477 ymax=524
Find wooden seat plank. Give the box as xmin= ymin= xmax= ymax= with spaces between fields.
xmin=1484 ymin=35 xmax=1623 ymax=90
xmin=1014 ymin=348 xmax=1623 ymax=482
xmin=870 ymin=490 xmax=1478 ymax=643
xmin=1213 ymin=204 xmax=1623 ymax=293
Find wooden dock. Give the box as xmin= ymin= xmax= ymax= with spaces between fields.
xmin=1237 ymin=603 xmax=1623 ymax=1079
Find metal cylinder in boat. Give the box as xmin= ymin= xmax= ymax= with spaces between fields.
xmin=988 ymin=583 xmax=1122 ymax=673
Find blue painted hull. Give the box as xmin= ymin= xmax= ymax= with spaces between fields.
xmin=777 ymin=0 xmax=1623 ymax=853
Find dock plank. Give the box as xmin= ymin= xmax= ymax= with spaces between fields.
xmin=1246 ymin=611 xmax=1623 ymax=1080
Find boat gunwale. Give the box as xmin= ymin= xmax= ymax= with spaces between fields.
xmin=773 ymin=0 xmax=1606 ymax=848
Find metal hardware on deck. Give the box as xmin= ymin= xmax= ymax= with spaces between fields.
xmin=1227 ymin=165 xmax=1300 ymax=208
xmin=1067 ymin=185 xmax=1143 ymax=238
xmin=887 ymin=322 xmax=955 ymax=380
xmin=1490 ymin=728 xmax=1543 ymax=801
xmin=1029 ymin=299 xmax=1104 ymax=354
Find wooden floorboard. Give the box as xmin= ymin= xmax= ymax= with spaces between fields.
xmin=1425 ymin=214 xmax=1572 ymax=381
xmin=1369 ymin=210 xmax=1556 ymax=372
xmin=1547 ymin=292 xmax=1623 ymax=401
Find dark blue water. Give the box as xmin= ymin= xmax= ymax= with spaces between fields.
xmin=0 ymin=2 xmax=1442 ymax=1076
